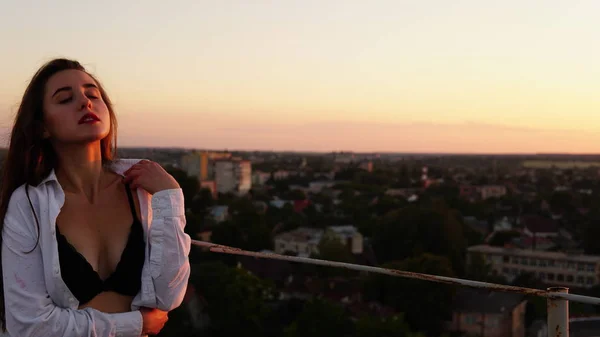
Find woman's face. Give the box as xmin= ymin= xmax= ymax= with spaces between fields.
xmin=42 ymin=69 xmax=111 ymax=145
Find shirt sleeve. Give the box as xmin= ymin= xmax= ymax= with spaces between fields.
xmin=147 ymin=188 xmax=191 ymax=311
xmin=2 ymin=208 xmax=143 ymax=337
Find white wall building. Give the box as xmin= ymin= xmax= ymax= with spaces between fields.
xmin=468 ymin=244 xmax=600 ymax=288
xmin=214 ymin=159 xmax=252 ymax=195
xmin=274 ymin=225 xmax=363 ymax=257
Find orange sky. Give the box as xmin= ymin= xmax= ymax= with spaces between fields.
xmin=1 ymin=1 xmax=600 ymax=153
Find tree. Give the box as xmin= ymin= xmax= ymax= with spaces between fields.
xmin=165 ymin=166 xmax=200 ymax=210
xmin=354 ymin=314 xmax=425 ymax=337
xmin=310 ymin=230 xmax=354 ymax=277
xmin=488 ymin=230 xmax=521 ymax=247
xmin=371 ymin=204 xmax=466 ymax=275
xmin=363 ymin=254 xmax=456 ymax=336
xmin=466 ymin=252 xmax=507 ymax=284
xmin=284 ymin=298 xmax=352 ymax=337
xmin=189 ymin=261 xmax=276 ymax=337
xmin=371 ymin=195 xmax=405 ymax=216
xmin=190 ymin=188 xmax=214 ymax=215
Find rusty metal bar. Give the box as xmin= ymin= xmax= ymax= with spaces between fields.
xmin=191 ymin=240 xmax=600 ymax=306
xmin=548 ymin=287 xmax=569 ymax=337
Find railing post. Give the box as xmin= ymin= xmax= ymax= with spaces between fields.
xmin=547 ymin=287 xmax=569 ymax=337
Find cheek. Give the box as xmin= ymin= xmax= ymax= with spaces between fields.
xmin=96 ymin=100 xmax=110 ymax=116
xmin=43 ymin=106 xmax=72 ymax=136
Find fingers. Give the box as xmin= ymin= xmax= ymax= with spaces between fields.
xmin=123 ymin=160 xmax=153 ymax=175
xmin=123 ymin=170 xmax=142 ymax=183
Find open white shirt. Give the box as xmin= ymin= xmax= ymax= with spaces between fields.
xmin=1 ymin=159 xmax=191 ymax=337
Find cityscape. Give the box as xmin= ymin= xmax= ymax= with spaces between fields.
xmin=3 ymin=147 xmax=594 ymax=336
xmin=3 ymin=1 xmax=600 ymax=336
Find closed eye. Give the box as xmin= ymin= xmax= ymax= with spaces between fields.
xmin=58 ymin=97 xmax=73 ymax=104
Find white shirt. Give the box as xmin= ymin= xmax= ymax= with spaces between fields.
xmin=1 ymin=159 xmax=191 ymax=337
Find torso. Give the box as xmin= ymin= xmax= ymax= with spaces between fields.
xmin=55 ymin=170 xmax=142 ymax=312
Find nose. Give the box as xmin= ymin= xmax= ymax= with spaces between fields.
xmin=77 ymin=93 xmax=92 ymax=111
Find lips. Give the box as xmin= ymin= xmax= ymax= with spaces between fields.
xmin=78 ymin=112 xmax=101 ymax=124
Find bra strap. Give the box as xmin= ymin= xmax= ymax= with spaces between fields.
xmin=124 ymin=184 xmax=139 ymax=221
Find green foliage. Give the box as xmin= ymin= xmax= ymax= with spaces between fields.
xmin=488 ymin=230 xmax=521 ymax=247
xmin=354 ymin=314 xmax=425 ymax=337
xmin=371 ymin=204 xmax=466 ymax=276
xmin=466 ymin=252 xmax=507 ymax=284
xmin=363 ymin=254 xmax=456 ymax=336
xmin=284 ymin=299 xmax=352 ymax=337
xmin=310 ymin=230 xmax=354 ymax=277
xmin=165 ymin=166 xmax=200 ymax=210
xmin=189 ymin=261 xmax=276 ymax=337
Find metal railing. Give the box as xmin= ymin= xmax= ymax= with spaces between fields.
xmin=192 ymin=240 xmax=600 ymax=337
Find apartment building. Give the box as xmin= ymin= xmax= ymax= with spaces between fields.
xmin=214 ymin=159 xmax=252 ymax=195
xmin=181 ymin=150 xmax=232 ymax=181
xmin=274 ymin=226 xmax=363 ymax=257
xmin=252 ymin=171 xmax=271 ymax=186
xmin=467 ymin=245 xmax=600 ymax=289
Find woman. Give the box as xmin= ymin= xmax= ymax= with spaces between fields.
xmin=0 ymin=58 xmax=191 ymax=337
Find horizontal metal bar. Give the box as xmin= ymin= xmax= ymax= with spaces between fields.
xmin=191 ymin=240 xmax=600 ymax=305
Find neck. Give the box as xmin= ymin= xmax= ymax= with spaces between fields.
xmin=54 ymin=141 xmax=108 ymax=203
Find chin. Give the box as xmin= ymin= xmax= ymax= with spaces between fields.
xmin=73 ymin=131 xmax=111 ymax=144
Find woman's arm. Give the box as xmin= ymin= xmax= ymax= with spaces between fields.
xmin=147 ymin=188 xmax=191 ymax=311
xmin=2 ymin=216 xmax=143 ymax=337
xmin=124 ymin=160 xmax=191 ymax=311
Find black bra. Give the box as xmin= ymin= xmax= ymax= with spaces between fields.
xmin=56 ymin=184 xmax=145 ymax=305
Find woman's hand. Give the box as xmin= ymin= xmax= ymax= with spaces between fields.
xmin=123 ymin=160 xmax=180 ymax=194
xmin=140 ymin=307 xmax=169 ymax=335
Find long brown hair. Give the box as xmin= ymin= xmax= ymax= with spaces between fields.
xmin=0 ymin=58 xmax=118 ymax=330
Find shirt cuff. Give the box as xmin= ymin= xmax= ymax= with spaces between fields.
xmin=151 ymin=188 xmax=185 ymax=218
xmin=115 ymin=310 xmax=143 ymax=337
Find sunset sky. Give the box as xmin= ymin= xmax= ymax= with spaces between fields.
xmin=1 ymin=0 xmax=600 ymax=153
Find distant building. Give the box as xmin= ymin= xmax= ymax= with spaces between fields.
xmin=359 ymin=161 xmax=373 ymax=172
xmin=447 ymin=288 xmax=527 ymax=337
xmin=274 ymin=226 xmax=363 ymax=257
xmin=209 ymin=206 xmax=229 ymax=223
xmin=467 ymin=245 xmax=600 ymax=288
xmin=180 ymin=151 xmax=232 ymax=182
xmin=269 ymin=199 xmax=292 ymax=209
xmin=493 ymin=217 xmax=514 ymax=232
xmin=308 ymin=181 xmax=336 ymax=194
xmin=273 ymin=170 xmax=292 ymax=181
xmin=214 ymin=159 xmax=252 ymax=195
xmin=200 ymin=180 xmax=217 ymax=199
xmin=274 ymin=227 xmax=322 ymax=257
xmin=385 ymin=188 xmax=423 ymax=199
xmin=252 ymin=171 xmax=271 ymax=186
xmin=334 ymin=153 xmax=356 ymax=164
xmin=460 ymin=184 xmax=507 ymax=201
xmin=479 ymin=185 xmax=507 ymax=200
xmin=327 ymin=225 xmax=364 ymax=254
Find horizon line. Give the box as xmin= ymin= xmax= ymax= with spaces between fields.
xmin=1 ymin=146 xmax=598 ymax=157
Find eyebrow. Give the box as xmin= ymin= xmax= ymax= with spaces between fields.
xmin=51 ymin=83 xmax=99 ymax=98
